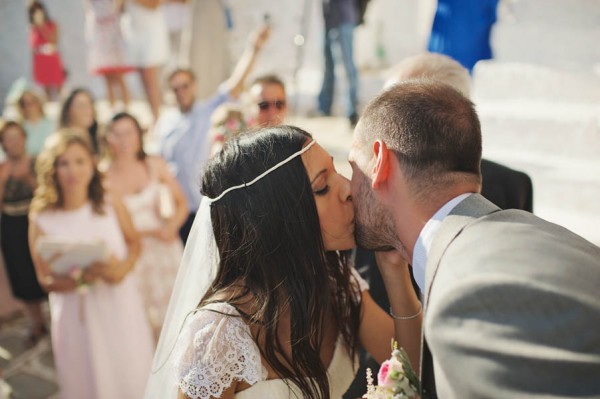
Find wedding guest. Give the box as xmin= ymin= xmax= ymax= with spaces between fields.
xmin=17 ymin=89 xmax=55 ymax=156
xmin=29 ymin=130 xmax=153 ymax=399
xmin=317 ymin=0 xmax=360 ymax=126
xmin=162 ymin=0 xmax=189 ymax=71
xmin=350 ymin=81 xmax=600 ymax=397
xmin=0 ymin=121 xmax=47 ymax=345
xmin=59 ymin=88 xmax=100 ymax=154
xmin=248 ymin=74 xmax=288 ymax=127
xmin=145 ymin=126 xmax=422 ymax=398
xmin=126 ymin=0 xmax=170 ymax=122
xmin=101 ymin=112 xmax=187 ymax=340
xmin=28 ymin=1 xmax=66 ymax=100
xmin=428 ymin=0 xmax=499 ymax=73
xmin=84 ymin=0 xmax=134 ymax=109
xmin=155 ymin=24 xmax=270 ymax=243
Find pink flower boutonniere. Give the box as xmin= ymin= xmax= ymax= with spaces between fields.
xmin=364 ymin=340 xmax=420 ymax=399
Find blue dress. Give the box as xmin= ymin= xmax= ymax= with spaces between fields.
xmin=428 ymin=0 xmax=499 ymax=73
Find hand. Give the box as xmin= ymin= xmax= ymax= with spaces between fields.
xmin=83 ymin=261 xmax=106 ymax=284
xmin=153 ymin=223 xmax=179 ymax=242
xmin=40 ymin=43 xmax=57 ymax=55
xmin=250 ymin=24 xmax=271 ymax=51
xmin=374 ymin=249 xmax=410 ymax=278
xmin=375 ymin=248 xmax=408 ymax=267
xmin=98 ymin=256 xmax=129 ymax=284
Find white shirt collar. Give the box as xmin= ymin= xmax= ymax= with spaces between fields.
xmin=411 ymin=193 xmax=473 ymax=292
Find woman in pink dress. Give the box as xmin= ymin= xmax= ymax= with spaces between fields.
xmin=29 ymin=130 xmax=154 ymax=399
xmin=101 ymin=112 xmax=187 ymax=340
xmin=28 ymin=1 xmax=66 ymax=100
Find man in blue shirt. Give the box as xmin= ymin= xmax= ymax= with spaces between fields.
xmin=156 ymin=25 xmax=270 ymax=243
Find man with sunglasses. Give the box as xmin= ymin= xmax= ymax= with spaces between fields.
xmin=156 ymin=25 xmax=270 ymax=243
xmin=249 ymin=75 xmax=288 ymax=127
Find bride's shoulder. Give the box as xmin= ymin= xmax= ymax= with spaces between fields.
xmin=180 ymin=302 xmax=251 ymax=348
xmin=174 ymin=302 xmax=267 ymax=399
xmin=191 ymin=301 xmax=241 ymax=318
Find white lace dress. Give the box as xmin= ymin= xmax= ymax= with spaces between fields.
xmin=173 ymin=271 xmax=368 ymax=399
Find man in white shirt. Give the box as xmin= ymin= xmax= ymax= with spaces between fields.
xmin=348 ymin=81 xmax=600 ymax=397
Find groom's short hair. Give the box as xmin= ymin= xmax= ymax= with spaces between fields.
xmin=357 ymin=80 xmax=482 ymax=195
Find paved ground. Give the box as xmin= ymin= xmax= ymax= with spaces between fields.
xmin=1 ymin=59 xmax=598 ymax=397
xmin=0 ymin=308 xmax=57 ymax=399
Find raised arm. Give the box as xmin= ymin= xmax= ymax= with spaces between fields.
xmin=223 ymin=24 xmax=270 ymax=99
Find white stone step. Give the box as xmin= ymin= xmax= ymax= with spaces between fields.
xmin=473 ymin=61 xmax=600 ymax=102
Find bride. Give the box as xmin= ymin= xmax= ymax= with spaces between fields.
xmin=145 ymin=126 xmax=422 ymax=399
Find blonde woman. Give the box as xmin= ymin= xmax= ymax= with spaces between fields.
xmin=29 ymin=130 xmax=153 ymax=399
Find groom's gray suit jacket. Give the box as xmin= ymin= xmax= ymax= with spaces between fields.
xmin=422 ymin=194 xmax=600 ymax=398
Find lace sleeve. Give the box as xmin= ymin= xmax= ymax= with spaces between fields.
xmin=173 ymin=303 xmax=266 ymax=399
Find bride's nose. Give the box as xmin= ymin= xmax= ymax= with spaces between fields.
xmin=339 ymin=175 xmax=352 ymax=202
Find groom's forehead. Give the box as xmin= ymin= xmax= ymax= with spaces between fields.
xmin=349 ymin=130 xmax=364 ymax=154
xmin=348 ymin=142 xmax=359 ymax=162
xmin=348 ymin=140 xmax=371 ymax=166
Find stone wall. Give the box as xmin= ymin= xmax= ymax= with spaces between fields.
xmin=0 ymin=0 xmax=31 ymax=112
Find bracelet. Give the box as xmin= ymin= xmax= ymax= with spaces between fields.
xmin=389 ymin=303 xmax=422 ymax=320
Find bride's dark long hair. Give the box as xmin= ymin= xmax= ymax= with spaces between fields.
xmin=200 ymin=126 xmax=362 ymax=399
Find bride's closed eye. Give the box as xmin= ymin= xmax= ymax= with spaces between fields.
xmin=314 ymin=185 xmax=330 ymax=196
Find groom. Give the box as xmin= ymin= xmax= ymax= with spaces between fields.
xmin=348 ymin=80 xmax=600 ymax=397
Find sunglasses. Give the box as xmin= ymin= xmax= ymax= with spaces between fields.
xmin=170 ymin=82 xmax=191 ymax=93
xmin=258 ymin=100 xmax=286 ymax=111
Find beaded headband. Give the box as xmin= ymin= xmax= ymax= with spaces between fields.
xmin=206 ymin=140 xmax=317 ymax=203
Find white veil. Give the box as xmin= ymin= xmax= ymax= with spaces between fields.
xmin=143 ymin=140 xmax=317 ymax=398
xmin=144 ymin=197 xmax=218 ymax=398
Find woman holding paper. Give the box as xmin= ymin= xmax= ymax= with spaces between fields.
xmin=101 ymin=112 xmax=187 ymax=340
xmin=28 ymin=130 xmax=154 ymax=399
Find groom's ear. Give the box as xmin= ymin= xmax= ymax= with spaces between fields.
xmin=371 ymin=140 xmax=390 ymax=189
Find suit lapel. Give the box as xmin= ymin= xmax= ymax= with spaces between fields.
xmin=423 ymin=194 xmax=500 ymax=308
xmin=419 ymin=194 xmax=499 ymax=397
